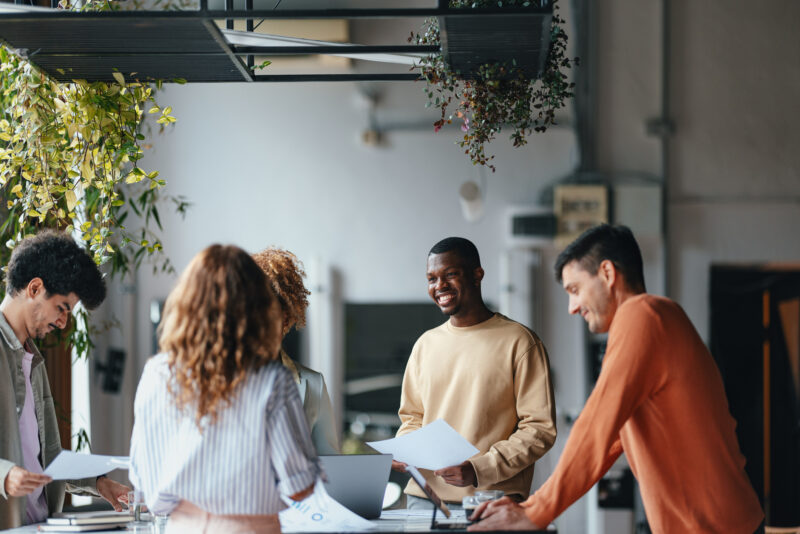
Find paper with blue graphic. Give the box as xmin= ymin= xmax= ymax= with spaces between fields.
xmin=280 ymin=478 xmax=375 ymax=532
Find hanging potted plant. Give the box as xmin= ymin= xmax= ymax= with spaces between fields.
xmin=411 ymin=0 xmax=578 ymax=171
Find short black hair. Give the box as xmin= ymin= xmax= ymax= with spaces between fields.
xmin=6 ymin=231 xmax=106 ymax=310
xmin=429 ymin=237 xmax=481 ymax=270
xmin=554 ymin=224 xmax=646 ymax=292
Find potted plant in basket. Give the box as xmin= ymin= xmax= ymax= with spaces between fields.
xmin=411 ymin=0 xmax=578 ymax=171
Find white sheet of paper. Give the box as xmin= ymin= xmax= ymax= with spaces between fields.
xmin=280 ymin=478 xmax=375 ymax=532
xmin=44 ymin=451 xmax=129 ymax=480
xmin=366 ymin=418 xmax=479 ymax=470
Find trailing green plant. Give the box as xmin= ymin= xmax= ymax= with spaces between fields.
xmin=410 ymin=0 xmax=578 ymax=171
xmin=0 ymin=44 xmax=188 ymax=356
xmin=59 ymin=0 xmax=200 ymax=12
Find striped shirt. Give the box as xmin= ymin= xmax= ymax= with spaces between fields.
xmin=129 ymin=354 xmax=321 ymax=515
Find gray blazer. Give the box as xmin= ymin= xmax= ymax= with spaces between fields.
xmin=281 ymin=351 xmax=340 ymax=455
xmin=0 ymin=312 xmax=99 ymax=529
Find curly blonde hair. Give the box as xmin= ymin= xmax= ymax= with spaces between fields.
xmin=158 ymin=245 xmax=282 ymax=427
xmin=251 ymin=248 xmax=310 ymax=332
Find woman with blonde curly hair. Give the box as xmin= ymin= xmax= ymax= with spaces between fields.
xmin=251 ymin=248 xmax=340 ymax=455
xmin=129 ymin=245 xmax=319 ymax=534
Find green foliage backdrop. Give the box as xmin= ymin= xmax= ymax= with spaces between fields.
xmin=0 ymin=45 xmax=188 ymax=357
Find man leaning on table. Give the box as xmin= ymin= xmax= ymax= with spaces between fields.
xmin=0 ymin=231 xmax=130 ymax=529
xmin=470 ymin=224 xmax=764 ymax=534
xmin=393 ymin=237 xmax=557 ymax=508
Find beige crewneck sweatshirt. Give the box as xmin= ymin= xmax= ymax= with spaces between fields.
xmin=397 ymin=313 xmax=556 ymax=503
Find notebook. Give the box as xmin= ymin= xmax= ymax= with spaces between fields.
xmin=47 ymin=511 xmax=132 ymax=526
xmin=38 ymin=525 xmax=125 ymax=532
xmin=319 ymin=454 xmax=392 ymax=519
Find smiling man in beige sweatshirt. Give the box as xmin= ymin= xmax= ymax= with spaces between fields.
xmin=392 ymin=237 xmax=557 ymax=509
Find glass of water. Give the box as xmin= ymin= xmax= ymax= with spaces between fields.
xmin=474 ymin=490 xmax=504 ymax=503
xmin=153 ymin=513 xmax=169 ymax=534
xmin=127 ymin=489 xmax=150 ymax=528
xmin=462 ymin=495 xmax=480 ymax=522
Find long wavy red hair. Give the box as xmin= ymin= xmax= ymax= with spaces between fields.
xmin=158 ymin=244 xmax=282 ymax=427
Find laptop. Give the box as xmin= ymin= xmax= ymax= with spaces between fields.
xmin=319 ymin=454 xmax=392 ymax=519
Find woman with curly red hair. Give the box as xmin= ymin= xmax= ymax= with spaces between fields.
xmin=251 ymin=248 xmax=340 ymax=455
xmin=129 ymin=245 xmax=320 ymax=534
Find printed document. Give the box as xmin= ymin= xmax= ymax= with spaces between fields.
xmin=44 ymin=451 xmax=129 ymax=480
xmin=280 ymin=478 xmax=375 ymax=532
xmin=366 ymin=419 xmax=478 ymax=470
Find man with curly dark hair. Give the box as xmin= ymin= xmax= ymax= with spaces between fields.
xmin=0 ymin=231 xmax=130 ymax=529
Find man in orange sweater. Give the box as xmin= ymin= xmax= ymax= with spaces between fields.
xmin=470 ymin=224 xmax=764 ymax=533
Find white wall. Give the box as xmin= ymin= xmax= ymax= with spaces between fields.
xmin=123 ymin=77 xmax=578 ymax=347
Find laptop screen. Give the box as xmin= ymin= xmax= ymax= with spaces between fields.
xmin=319 ymin=454 xmax=392 ymax=520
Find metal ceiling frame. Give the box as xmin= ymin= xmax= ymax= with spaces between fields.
xmin=0 ymin=1 xmax=553 ymax=83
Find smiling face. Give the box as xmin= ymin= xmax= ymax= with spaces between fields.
xmin=561 ymin=260 xmax=615 ymax=333
xmin=426 ymin=251 xmax=483 ymax=319
xmin=25 ymin=278 xmax=78 ymax=340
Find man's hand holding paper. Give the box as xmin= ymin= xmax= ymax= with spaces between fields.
xmin=434 ymin=460 xmax=477 ymax=487
xmin=367 ymin=419 xmax=478 ymax=487
xmin=390 ymin=460 xmax=408 ymax=473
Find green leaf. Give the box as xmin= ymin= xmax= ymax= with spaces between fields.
xmin=112 ymin=72 xmax=126 ymax=86
xmin=65 ymin=190 xmax=78 ymax=212
xmin=250 ymin=60 xmax=272 ymax=71
xmin=125 ymin=173 xmax=143 ymax=184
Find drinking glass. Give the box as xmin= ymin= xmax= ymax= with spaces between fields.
xmin=153 ymin=513 xmax=169 ymax=534
xmin=462 ymin=495 xmax=480 ymax=522
xmin=474 ymin=490 xmax=504 ymax=503
xmin=128 ymin=489 xmax=146 ymax=525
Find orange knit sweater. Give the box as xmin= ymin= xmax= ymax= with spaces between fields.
xmin=523 ymin=294 xmax=763 ymax=533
